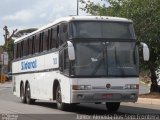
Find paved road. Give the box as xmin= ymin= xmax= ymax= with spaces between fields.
xmin=0 ymin=82 xmax=159 ymax=120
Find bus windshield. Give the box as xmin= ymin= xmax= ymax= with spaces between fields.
xmin=70 ymin=21 xmax=135 ymax=39
xmin=73 ymin=42 xmax=139 ymax=77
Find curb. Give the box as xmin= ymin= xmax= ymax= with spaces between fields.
xmin=137 ymin=98 xmax=160 ymax=105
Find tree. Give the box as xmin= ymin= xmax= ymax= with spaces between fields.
xmin=80 ymin=0 xmax=160 ymax=92
xmin=3 ymin=25 xmax=17 ymax=49
xmin=3 ymin=26 xmax=17 ymax=61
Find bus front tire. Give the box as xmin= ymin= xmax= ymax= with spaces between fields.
xmin=26 ymin=83 xmax=35 ymax=104
xmin=20 ymin=83 xmax=26 ymax=103
xmin=56 ymin=85 xmax=67 ymax=110
xmin=106 ymin=102 xmax=120 ymax=112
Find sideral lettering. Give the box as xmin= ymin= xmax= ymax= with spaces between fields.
xmin=21 ymin=59 xmax=37 ymax=70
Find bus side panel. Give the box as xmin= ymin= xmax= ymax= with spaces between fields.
xmin=34 ymin=72 xmax=53 ymax=100
xmin=58 ymin=73 xmax=71 ymax=103
xmin=13 ymin=75 xmax=21 ymax=97
xmin=12 ymin=62 xmax=21 ymax=97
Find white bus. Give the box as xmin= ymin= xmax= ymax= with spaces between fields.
xmin=12 ymin=16 xmax=149 ymax=112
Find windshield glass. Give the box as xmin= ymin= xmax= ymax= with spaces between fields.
xmin=73 ymin=42 xmax=139 ymax=77
xmin=70 ymin=21 xmax=135 ymax=39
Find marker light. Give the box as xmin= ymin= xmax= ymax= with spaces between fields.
xmin=124 ymin=84 xmax=139 ymax=89
xmin=72 ymin=85 xmax=92 ymax=90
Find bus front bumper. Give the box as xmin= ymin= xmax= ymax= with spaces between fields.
xmin=71 ymin=90 xmax=138 ymax=103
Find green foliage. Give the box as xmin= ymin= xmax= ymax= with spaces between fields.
xmin=80 ymin=0 xmax=160 ymax=91
xmin=80 ymin=0 xmax=108 ymax=15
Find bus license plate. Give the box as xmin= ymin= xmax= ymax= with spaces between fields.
xmin=102 ymin=94 xmax=112 ymax=99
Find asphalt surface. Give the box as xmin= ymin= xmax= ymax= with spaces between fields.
xmin=0 ymin=82 xmax=159 ymax=120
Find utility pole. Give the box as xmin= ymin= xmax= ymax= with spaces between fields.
xmin=2 ymin=26 xmax=17 ymax=82
xmin=3 ymin=26 xmax=9 ymax=46
xmin=3 ymin=26 xmax=17 ymax=47
xmin=77 ymin=0 xmax=79 ymax=16
xmin=1 ymin=26 xmax=9 ymax=82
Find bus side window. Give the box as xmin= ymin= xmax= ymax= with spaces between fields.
xmin=59 ymin=23 xmax=67 ymax=45
xmin=43 ymin=31 xmax=48 ymax=51
xmin=51 ymin=27 xmax=57 ymax=49
xmin=20 ymin=41 xmax=24 ymax=58
xmin=23 ymin=39 xmax=28 ymax=56
xmin=39 ymin=33 xmax=44 ymax=53
xmin=29 ymin=38 xmax=33 ymax=55
xmin=59 ymin=23 xmax=68 ymax=45
xmin=64 ymin=49 xmax=69 ymax=75
xmin=59 ymin=49 xmax=69 ymax=75
xmin=50 ymin=28 xmax=53 ymax=49
xmin=18 ymin=42 xmax=22 ymax=58
xmin=17 ymin=43 xmax=20 ymax=58
xmin=59 ymin=50 xmax=64 ymax=72
xmin=48 ymin=29 xmax=51 ymax=50
xmin=32 ymin=35 xmax=36 ymax=54
xmin=17 ymin=43 xmax=19 ymax=58
xmin=23 ymin=40 xmax=26 ymax=56
xmin=35 ymin=34 xmax=40 ymax=53
xmin=14 ymin=44 xmax=17 ymax=59
xmin=27 ymin=39 xmax=29 ymax=56
xmin=57 ymin=25 xmax=60 ymax=47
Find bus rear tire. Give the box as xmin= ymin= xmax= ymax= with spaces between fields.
xmin=26 ymin=83 xmax=35 ymax=104
xmin=106 ymin=102 xmax=120 ymax=112
xmin=56 ymin=85 xmax=67 ymax=110
xmin=20 ymin=83 xmax=26 ymax=103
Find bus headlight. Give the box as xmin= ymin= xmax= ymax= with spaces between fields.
xmin=124 ymin=84 xmax=139 ymax=89
xmin=72 ymin=85 xmax=92 ymax=90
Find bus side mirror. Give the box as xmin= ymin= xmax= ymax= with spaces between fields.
xmin=67 ymin=41 xmax=75 ymax=60
xmin=140 ymin=42 xmax=150 ymax=61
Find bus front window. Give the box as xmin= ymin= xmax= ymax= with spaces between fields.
xmin=73 ymin=42 xmax=139 ymax=77
xmin=70 ymin=21 xmax=135 ymax=39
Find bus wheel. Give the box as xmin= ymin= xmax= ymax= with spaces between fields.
xmin=20 ymin=83 xmax=26 ymax=103
xmin=106 ymin=102 xmax=120 ymax=112
xmin=56 ymin=85 xmax=66 ymax=110
xmin=26 ymin=83 xmax=35 ymax=104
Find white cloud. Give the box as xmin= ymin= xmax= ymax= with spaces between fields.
xmin=0 ymin=0 xmax=92 ymax=45
xmin=2 ymin=10 xmax=34 ymax=22
xmin=39 ymin=13 xmax=47 ymax=18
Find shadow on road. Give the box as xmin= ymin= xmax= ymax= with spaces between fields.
xmin=33 ymin=102 xmax=160 ymax=115
xmin=34 ymin=102 xmax=57 ymax=109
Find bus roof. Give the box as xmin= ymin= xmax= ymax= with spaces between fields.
xmin=14 ymin=16 xmax=132 ymax=43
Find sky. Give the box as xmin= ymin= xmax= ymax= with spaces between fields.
xmin=0 ymin=0 xmax=104 ymax=45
